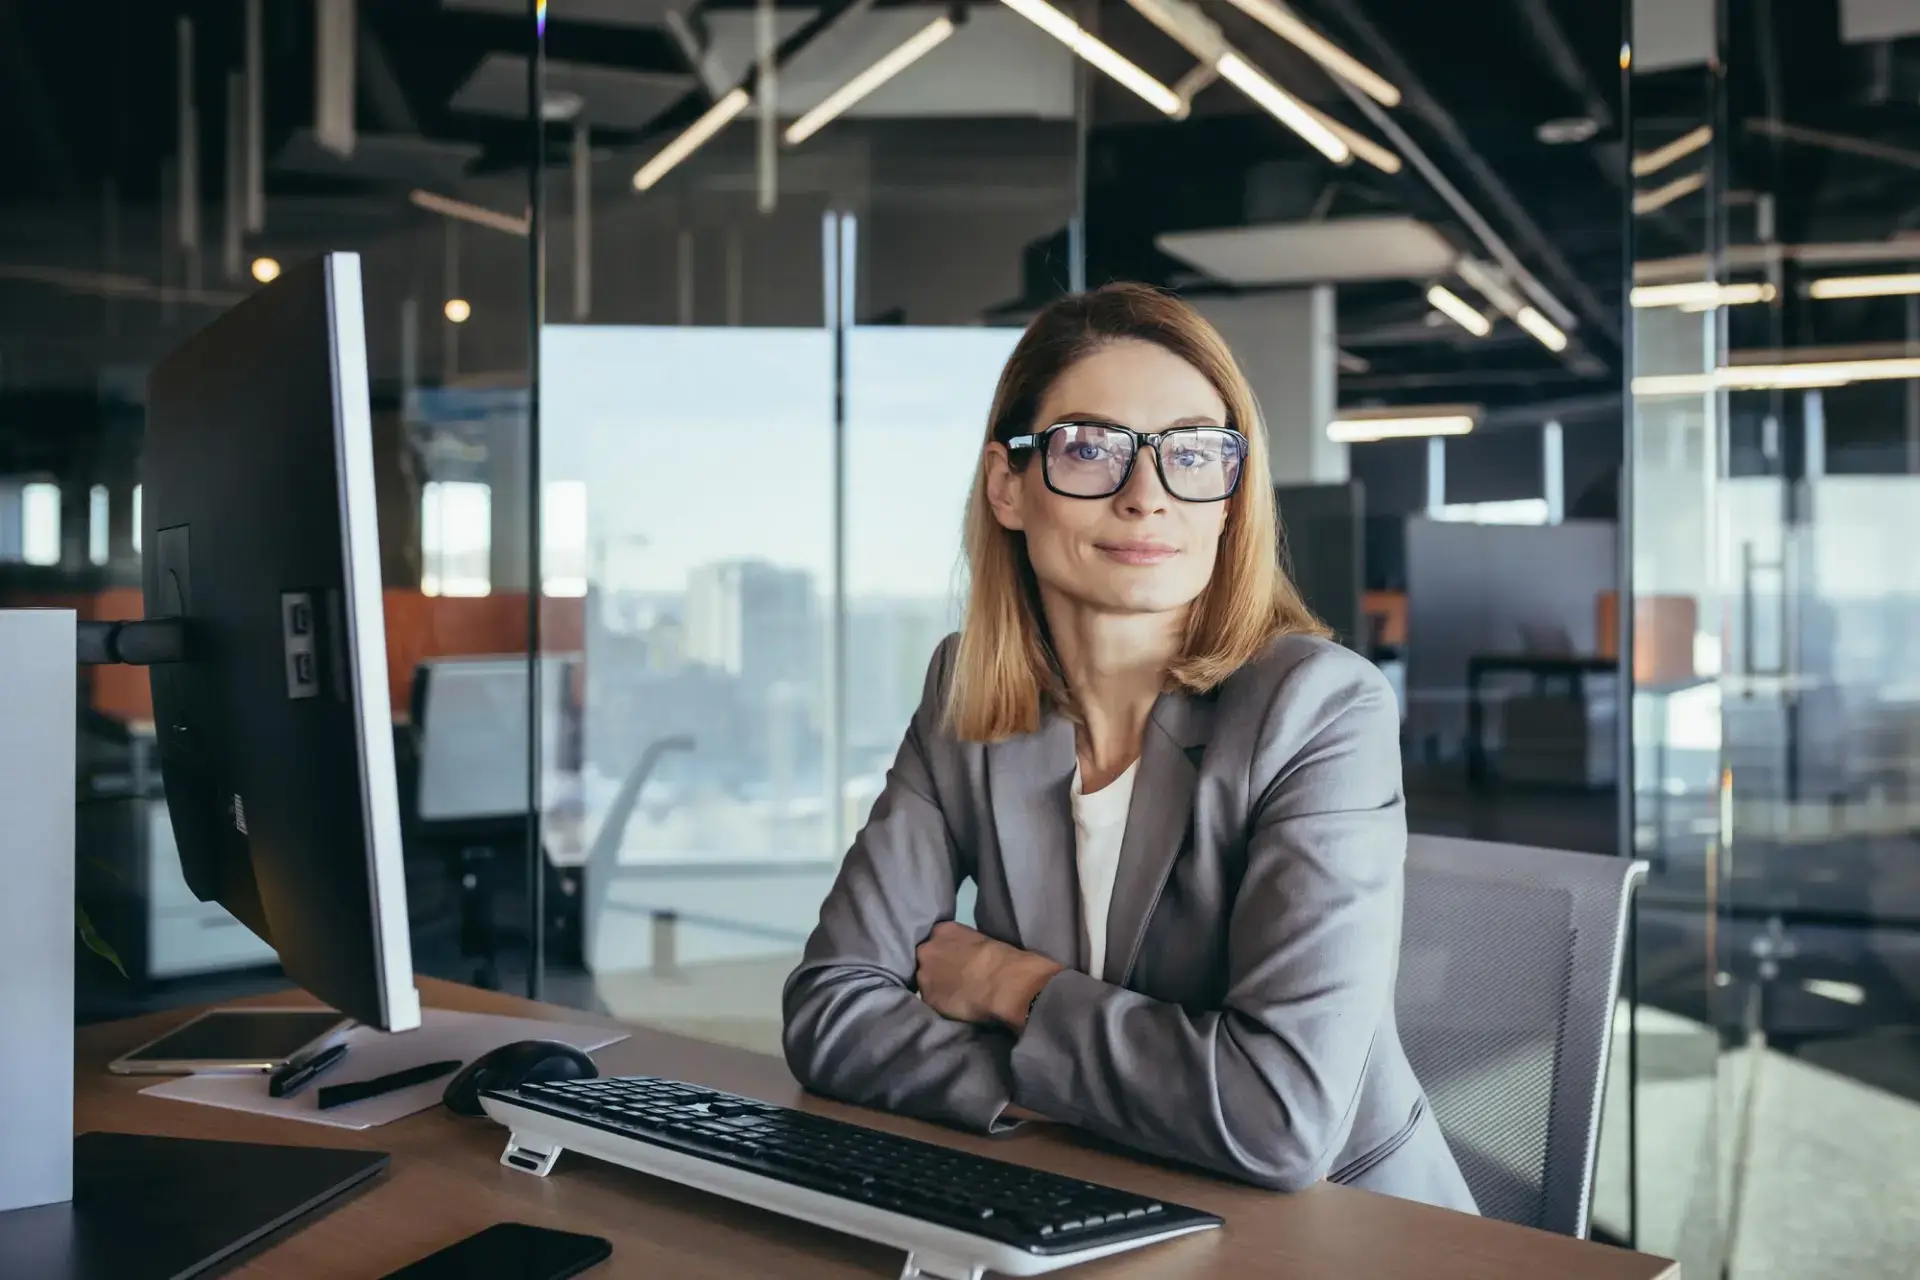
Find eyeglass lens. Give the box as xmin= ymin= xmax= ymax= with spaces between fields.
xmin=1044 ymin=425 xmax=1244 ymax=501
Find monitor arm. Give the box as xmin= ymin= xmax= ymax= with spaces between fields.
xmin=75 ymin=618 xmax=188 ymax=667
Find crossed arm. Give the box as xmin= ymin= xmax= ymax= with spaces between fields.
xmin=781 ymin=654 xmax=1406 ymax=1190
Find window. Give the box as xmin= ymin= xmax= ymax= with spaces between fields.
xmin=843 ymin=327 xmax=1020 ymax=829
xmin=21 ymin=482 xmax=61 ymax=566
xmin=89 ymin=485 xmax=110 ymax=566
xmin=542 ymin=325 xmax=834 ymax=878
xmin=421 ymin=480 xmax=493 ymax=597
xmin=543 ymin=480 xmax=588 ymax=598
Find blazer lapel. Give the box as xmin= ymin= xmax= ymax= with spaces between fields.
xmin=985 ymin=708 xmax=1084 ymax=969
xmin=1103 ymin=689 xmax=1214 ymax=985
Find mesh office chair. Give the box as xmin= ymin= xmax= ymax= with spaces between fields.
xmin=1398 ymin=834 xmax=1645 ymax=1238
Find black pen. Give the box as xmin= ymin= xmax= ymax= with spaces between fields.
xmin=268 ymin=1042 xmax=350 ymax=1099
xmin=316 ymin=1059 xmax=463 ymax=1111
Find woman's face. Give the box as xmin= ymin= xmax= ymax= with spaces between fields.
xmin=986 ymin=339 xmax=1233 ymax=621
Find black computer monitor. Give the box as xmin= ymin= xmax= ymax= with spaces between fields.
xmin=141 ymin=252 xmax=420 ymax=1032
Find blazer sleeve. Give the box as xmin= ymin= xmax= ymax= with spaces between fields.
xmin=1007 ymin=648 xmax=1406 ymax=1191
xmin=781 ymin=637 xmax=1019 ymax=1133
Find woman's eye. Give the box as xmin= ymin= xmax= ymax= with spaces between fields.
xmin=1069 ymin=442 xmax=1110 ymax=461
xmin=1170 ymin=448 xmax=1212 ymax=469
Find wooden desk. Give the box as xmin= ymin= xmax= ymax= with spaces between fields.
xmin=75 ymin=979 xmax=1677 ymax=1280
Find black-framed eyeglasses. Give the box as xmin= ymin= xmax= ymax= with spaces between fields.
xmin=1006 ymin=422 xmax=1249 ymax=503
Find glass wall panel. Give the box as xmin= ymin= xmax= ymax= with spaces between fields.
xmin=0 ymin=3 xmax=540 ymax=1015
xmin=842 ymin=327 xmax=1021 ymax=835
xmin=535 ymin=0 xmax=1075 ymax=1044
xmin=1702 ymin=4 xmax=1920 ymax=1273
xmin=1622 ymin=5 xmax=1730 ymax=1270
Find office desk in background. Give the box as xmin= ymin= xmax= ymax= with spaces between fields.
xmin=74 ymin=979 xmax=1679 ymax=1279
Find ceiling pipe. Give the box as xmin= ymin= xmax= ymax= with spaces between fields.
xmin=1311 ymin=0 xmax=1614 ymax=350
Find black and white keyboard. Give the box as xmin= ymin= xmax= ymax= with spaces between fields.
xmin=481 ymin=1075 xmax=1222 ymax=1279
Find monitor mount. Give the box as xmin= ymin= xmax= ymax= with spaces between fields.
xmin=75 ymin=618 xmax=188 ymax=668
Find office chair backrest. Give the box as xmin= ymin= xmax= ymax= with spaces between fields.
xmin=1397 ymin=834 xmax=1645 ymax=1238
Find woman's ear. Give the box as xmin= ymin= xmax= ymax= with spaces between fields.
xmin=983 ymin=443 xmax=1027 ymax=532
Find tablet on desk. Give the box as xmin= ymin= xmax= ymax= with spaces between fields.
xmin=108 ymin=1007 xmax=352 ymax=1075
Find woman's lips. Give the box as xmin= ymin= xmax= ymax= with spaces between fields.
xmin=1095 ymin=540 xmax=1178 ymax=565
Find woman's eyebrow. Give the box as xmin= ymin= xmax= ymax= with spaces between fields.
xmin=1048 ymin=412 xmax=1225 ymax=428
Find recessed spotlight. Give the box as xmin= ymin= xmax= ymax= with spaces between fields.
xmin=444 ymin=298 xmax=472 ymax=324
xmin=250 ymin=256 xmax=282 ymax=283
xmin=1536 ymin=117 xmax=1599 ymax=145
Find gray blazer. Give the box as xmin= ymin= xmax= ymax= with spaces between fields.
xmin=783 ymin=632 xmax=1476 ymax=1211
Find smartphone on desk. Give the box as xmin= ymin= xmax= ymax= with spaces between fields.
xmin=380 ymin=1223 xmax=611 ymax=1279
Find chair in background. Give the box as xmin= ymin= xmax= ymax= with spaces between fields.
xmin=400 ymin=656 xmax=586 ymax=988
xmin=1398 ymin=834 xmax=1645 ymax=1238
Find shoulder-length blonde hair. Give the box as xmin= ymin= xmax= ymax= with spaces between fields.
xmin=946 ymin=282 xmax=1328 ymax=743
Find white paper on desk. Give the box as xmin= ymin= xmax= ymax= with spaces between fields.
xmin=140 ymin=1008 xmax=629 ymax=1130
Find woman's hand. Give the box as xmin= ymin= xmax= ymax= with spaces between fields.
xmin=915 ymin=922 xmax=1063 ymax=1030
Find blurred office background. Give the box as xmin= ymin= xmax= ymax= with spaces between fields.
xmin=4 ymin=0 xmax=1919 ymax=1272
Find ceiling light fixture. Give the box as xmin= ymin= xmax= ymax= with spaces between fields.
xmin=1807 ymin=272 xmax=1920 ymax=300
xmin=1217 ymin=0 xmax=1400 ymax=106
xmin=1328 ymin=410 xmax=1478 ymax=443
xmin=1632 ymin=356 xmax=1920 ymax=397
xmin=1631 ymin=125 xmax=1710 ymax=178
xmin=1633 ymin=170 xmax=1706 ymax=215
xmin=786 ymin=14 xmax=960 ymax=146
xmin=1215 ymin=53 xmax=1349 ymax=163
xmin=1454 ymin=258 xmax=1573 ymax=354
xmin=1426 ymin=284 xmax=1491 ymax=337
xmin=410 ymin=189 xmax=531 ymax=236
xmin=249 ymin=256 xmax=281 ymax=283
xmin=999 ymin=0 xmax=1183 ymax=116
xmin=1514 ymin=306 xmax=1569 ymax=352
xmin=1536 ymin=117 xmax=1600 ymax=145
xmin=444 ymin=298 xmax=472 ymax=323
xmin=1631 ymin=281 xmax=1776 ymax=310
xmin=633 ymin=86 xmax=752 ymax=192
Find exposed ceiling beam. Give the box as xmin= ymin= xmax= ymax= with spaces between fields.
xmin=1314 ymin=0 xmax=1619 ymax=351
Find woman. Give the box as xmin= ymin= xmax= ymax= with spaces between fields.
xmin=782 ymin=283 xmax=1474 ymax=1211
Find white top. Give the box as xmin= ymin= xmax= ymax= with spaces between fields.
xmin=1070 ymin=760 xmax=1139 ymax=981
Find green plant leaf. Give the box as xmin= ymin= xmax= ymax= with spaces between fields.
xmin=78 ymin=905 xmax=126 ymax=977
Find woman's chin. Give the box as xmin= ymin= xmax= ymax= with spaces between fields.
xmin=1082 ymin=576 xmax=1206 ymax=617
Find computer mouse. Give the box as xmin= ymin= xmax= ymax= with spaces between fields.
xmin=442 ymin=1039 xmax=598 ymax=1116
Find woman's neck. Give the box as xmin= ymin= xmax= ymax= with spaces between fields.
xmin=1042 ymin=591 xmax=1186 ymax=792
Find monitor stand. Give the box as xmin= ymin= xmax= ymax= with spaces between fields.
xmin=0 ymin=1132 xmax=388 ymax=1279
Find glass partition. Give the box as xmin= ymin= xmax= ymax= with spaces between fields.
xmin=0 ymin=3 xmax=542 ymax=1014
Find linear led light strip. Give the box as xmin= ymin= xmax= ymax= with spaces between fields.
xmin=1633 ymin=171 xmax=1705 ymax=215
xmin=1630 ymin=281 xmax=1775 ymax=310
xmin=1807 ymin=272 xmax=1920 ymax=299
xmin=410 ymin=189 xmax=530 ymax=236
xmin=1219 ymin=0 xmax=1400 ymax=106
xmin=1217 ymin=53 xmax=1399 ymax=171
xmin=1126 ymin=0 xmax=1396 ymax=172
xmin=1327 ymin=411 xmax=1477 ymax=443
xmin=1633 ymin=357 xmax=1920 ymax=397
xmin=1426 ymin=284 xmax=1490 ymax=337
xmin=1631 ymin=125 xmax=1710 ymax=178
xmin=786 ymin=14 xmax=961 ymax=145
xmin=1455 ymin=258 xmax=1568 ymax=353
xmin=633 ymin=87 xmax=752 ymax=191
xmin=1000 ymin=0 xmax=1183 ymax=116
xmin=1214 ymin=53 xmax=1347 ymax=163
